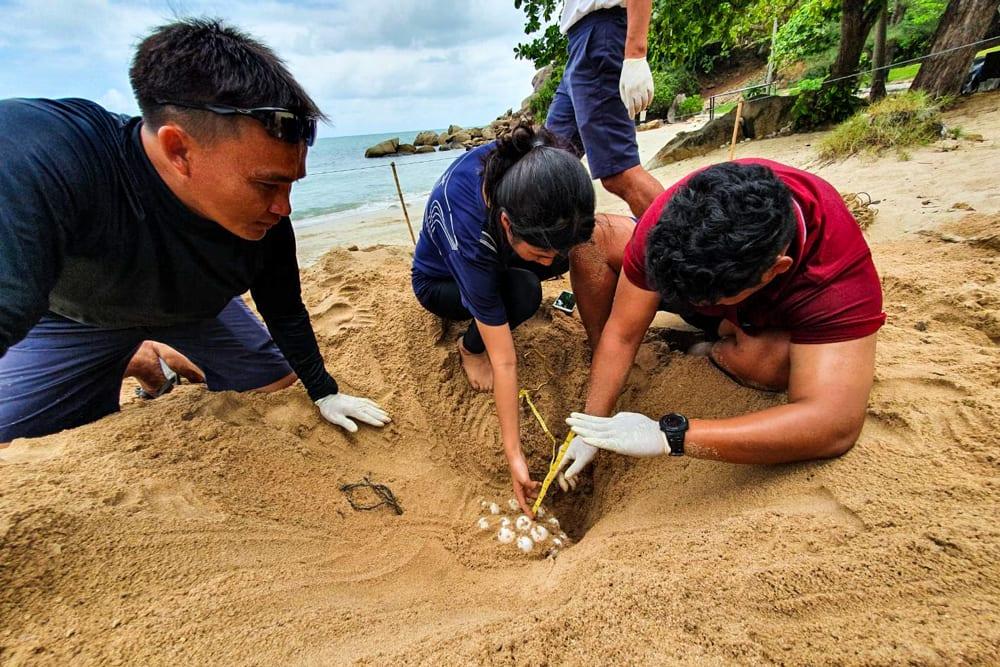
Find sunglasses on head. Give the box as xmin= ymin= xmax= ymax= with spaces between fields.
xmin=155 ymin=99 xmax=317 ymax=146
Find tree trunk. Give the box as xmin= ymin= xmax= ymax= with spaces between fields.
xmin=870 ymin=2 xmax=889 ymax=101
xmin=911 ymin=0 xmax=1000 ymax=97
xmin=830 ymin=0 xmax=883 ymax=81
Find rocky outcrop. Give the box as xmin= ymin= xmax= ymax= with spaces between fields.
xmin=364 ymin=118 xmax=517 ymax=158
xmin=646 ymin=96 xmax=796 ymax=169
xmin=414 ymin=131 xmax=439 ymax=147
xmin=364 ymin=137 xmax=399 ymax=158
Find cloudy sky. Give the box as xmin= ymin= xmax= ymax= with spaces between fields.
xmin=0 ymin=0 xmax=541 ymax=137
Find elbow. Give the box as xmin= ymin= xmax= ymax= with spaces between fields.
xmin=816 ymin=416 xmax=865 ymax=460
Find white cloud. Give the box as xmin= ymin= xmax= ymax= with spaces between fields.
xmin=0 ymin=0 xmax=541 ymax=136
xmin=96 ymin=87 xmax=139 ymax=115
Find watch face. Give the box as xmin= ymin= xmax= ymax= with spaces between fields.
xmin=662 ymin=413 xmax=686 ymax=430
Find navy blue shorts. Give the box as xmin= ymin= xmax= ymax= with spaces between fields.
xmin=545 ymin=7 xmax=640 ymax=180
xmin=0 ymin=298 xmax=292 ymax=442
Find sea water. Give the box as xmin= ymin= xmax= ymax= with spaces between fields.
xmin=290 ymin=129 xmax=463 ymax=229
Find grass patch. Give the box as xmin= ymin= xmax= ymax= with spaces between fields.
xmin=817 ymin=91 xmax=944 ymax=162
xmin=888 ymin=62 xmax=921 ymax=82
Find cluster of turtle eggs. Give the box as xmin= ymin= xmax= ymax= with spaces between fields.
xmin=477 ymin=498 xmax=570 ymax=557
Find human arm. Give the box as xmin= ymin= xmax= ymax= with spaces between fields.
xmin=620 ymin=0 xmax=654 ymax=117
xmin=251 ymin=221 xmax=389 ymax=431
xmin=624 ymin=0 xmax=653 ymax=58
xmin=584 ymin=271 xmax=661 ymax=417
xmin=0 ymin=100 xmax=83 ymax=357
xmin=555 ymin=273 xmax=659 ymax=489
xmin=569 ymin=334 xmax=878 ymax=464
xmin=477 ymin=320 xmax=540 ymax=515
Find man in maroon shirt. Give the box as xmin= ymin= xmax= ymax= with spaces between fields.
xmin=557 ymin=159 xmax=885 ymax=485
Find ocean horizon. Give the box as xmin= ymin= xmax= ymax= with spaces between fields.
xmin=291 ymin=129 xmax=470 ymax=228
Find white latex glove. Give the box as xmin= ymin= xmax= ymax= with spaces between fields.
xmin=619 ymin=57 xmax=654 ymax=119
xmin=566 ymin=411 xmax=666 ymax=458
xmin=556 ymin=436 xmax=598 ymax=492
xmin=316 ymin=393 xmax=391 ymax=433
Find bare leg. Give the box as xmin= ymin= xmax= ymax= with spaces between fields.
xmin=458 ymin=338 xmax=493 ymax=392
xmin=709 ymin=320 xmax=792 ymax=391
xmin=600 ymin=165 xmax=664 ymax=218
xmin=570 ymin=215 xmax=635 ymax=349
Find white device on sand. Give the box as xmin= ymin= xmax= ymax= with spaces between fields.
xmin=553 ymin=290 xmax=576 ymax=314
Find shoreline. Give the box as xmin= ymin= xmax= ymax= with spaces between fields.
xmin=293 ymin=116 xmax=708 ymax=265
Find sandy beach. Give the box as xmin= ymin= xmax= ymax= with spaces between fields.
xmin=1 ymin=93 xmax=998 ymax=664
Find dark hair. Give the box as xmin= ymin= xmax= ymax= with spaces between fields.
xmin=129 ymin=18 xmax=325 ymax=139
xmin=482 ymin=123 xmax=595 ymax=255
xmin=645 ymin=162 xmax=796 ymax=305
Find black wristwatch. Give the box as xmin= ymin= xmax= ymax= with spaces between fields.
xmin=658 ymin=413 xmax=689 ymax=456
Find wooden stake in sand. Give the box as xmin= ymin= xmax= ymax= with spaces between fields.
xmin=390 ymin=161 xmax=417 ymax=246
xmin=729 ymin=97 xmax=745 ymax=161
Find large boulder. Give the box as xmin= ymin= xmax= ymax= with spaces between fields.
xmin=438 ymin=143 xmax=456 ymax=152
xmin=438 ymin=131 xmax=450 ymax=146
xmin=646 ymin=96 xmax=795 ymax=170
xmin=415 ymin=145 xmax=436 ymax=154
xmin=449 ymin=131 xmax=472 ymax=144
xmin=447 ymin=124 xmax=464 ymax=135
xmin=414 ymin=131 xmax=439 ymax=146
xmin=470 ymin=127 xmax=483 ymax=139
xmin=364 ymin=137 xmax=399 ymax=158
xmin=481 ymin=126 xmax=496 ymax=141
xmin=397 ymin=143 xmax=416 ymax=154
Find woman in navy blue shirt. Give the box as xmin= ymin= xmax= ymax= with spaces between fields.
xmin=412 ymin=124 xmax=634 ymax=513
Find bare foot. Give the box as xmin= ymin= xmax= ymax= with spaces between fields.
xmin=457 ymin=339 xmax=493 ymax=391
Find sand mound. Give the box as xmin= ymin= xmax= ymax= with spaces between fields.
xmin=2 ymin=217 xmax=999 ymax=664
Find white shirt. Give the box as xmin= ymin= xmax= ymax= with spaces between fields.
xmin=559 ymin=0 xmax=627 ymax=34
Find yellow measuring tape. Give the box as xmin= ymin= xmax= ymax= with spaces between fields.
xmin=519 ymin=390 xmax=574 ymax=515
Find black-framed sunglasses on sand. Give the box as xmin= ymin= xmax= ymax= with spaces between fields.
xmin=155 ymin=99 xmax=317 ymax=146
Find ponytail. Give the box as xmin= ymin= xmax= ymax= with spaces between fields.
xmin=481 ymin=123 xmax=595 ymax=255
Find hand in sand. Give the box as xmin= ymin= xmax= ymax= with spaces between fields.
xmin=557 ymin=436 xmax=598 ymax=492
xmin=508 ymin=453 xmax=541 ymax=516
xmin=316 ymin=393 xmax=391 ymax=433
xmin=125 ymin=341 xmax=205 ymax=395
xmin=458 ymin=338 xmax=493 ymax=391
xmin=567 ymin=412 xmax=666 ymax=458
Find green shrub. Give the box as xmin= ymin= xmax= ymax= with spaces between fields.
xmin=888 ymin=0 xmax=947 ymax=62
xmin=791 ymin=82 xmax=863 ymax=131
xmin=647 ymin=66 xmax=700 ymax=118
xmin=817 ymin=91 xmax=944 ymax=161
xmin=532 ymin=65 xmax=564 ymax=121
xmin=678 ymin=94 xmax=704 ymax=117
xmin=772 ymin=0 xmax=841 ymax=70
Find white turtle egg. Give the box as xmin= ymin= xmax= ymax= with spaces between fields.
xmin=559 ymin=532 xmax=569 ymax=541
xmin=497 ymin=527 xmax=515 ymax=544
xmin=488 ymin=503 xmax=500 ymax=515
xmin=535 ymin=506 xmax=546 ymax=518
xmin=547 ymin=517 xmax=560 ymax=528
xmin=479 ymin=499 xmax=489 ymax=510
xmin=477 ymin=517 xmax=490 ymax=531
xmin=530 ymin=524 xmax=549 ymax=543
xmin=507 ymin=498 xmax=520 ymax=511
xmin=551 ymin=537 xmax=564 ymax=548
xmin=516 ymin=535 xmax=534 ymax=553
xmin=515 ymin=515 xmax=532 ymax=532
xmin=499 ymin=517 xmax=512 ymax=529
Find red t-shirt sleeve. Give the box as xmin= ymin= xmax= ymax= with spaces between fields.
xmin=784 ymin=250 xmax=886 ymax=344
xmin=622 ymin=188 xmax=674 ymax=291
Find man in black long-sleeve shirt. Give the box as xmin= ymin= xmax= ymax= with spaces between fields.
xmin=0 ymin=19 xmax=390 ymax=442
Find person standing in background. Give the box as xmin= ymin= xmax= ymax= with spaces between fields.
xmin=546 ymin=0 xmax=665 ymax=218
